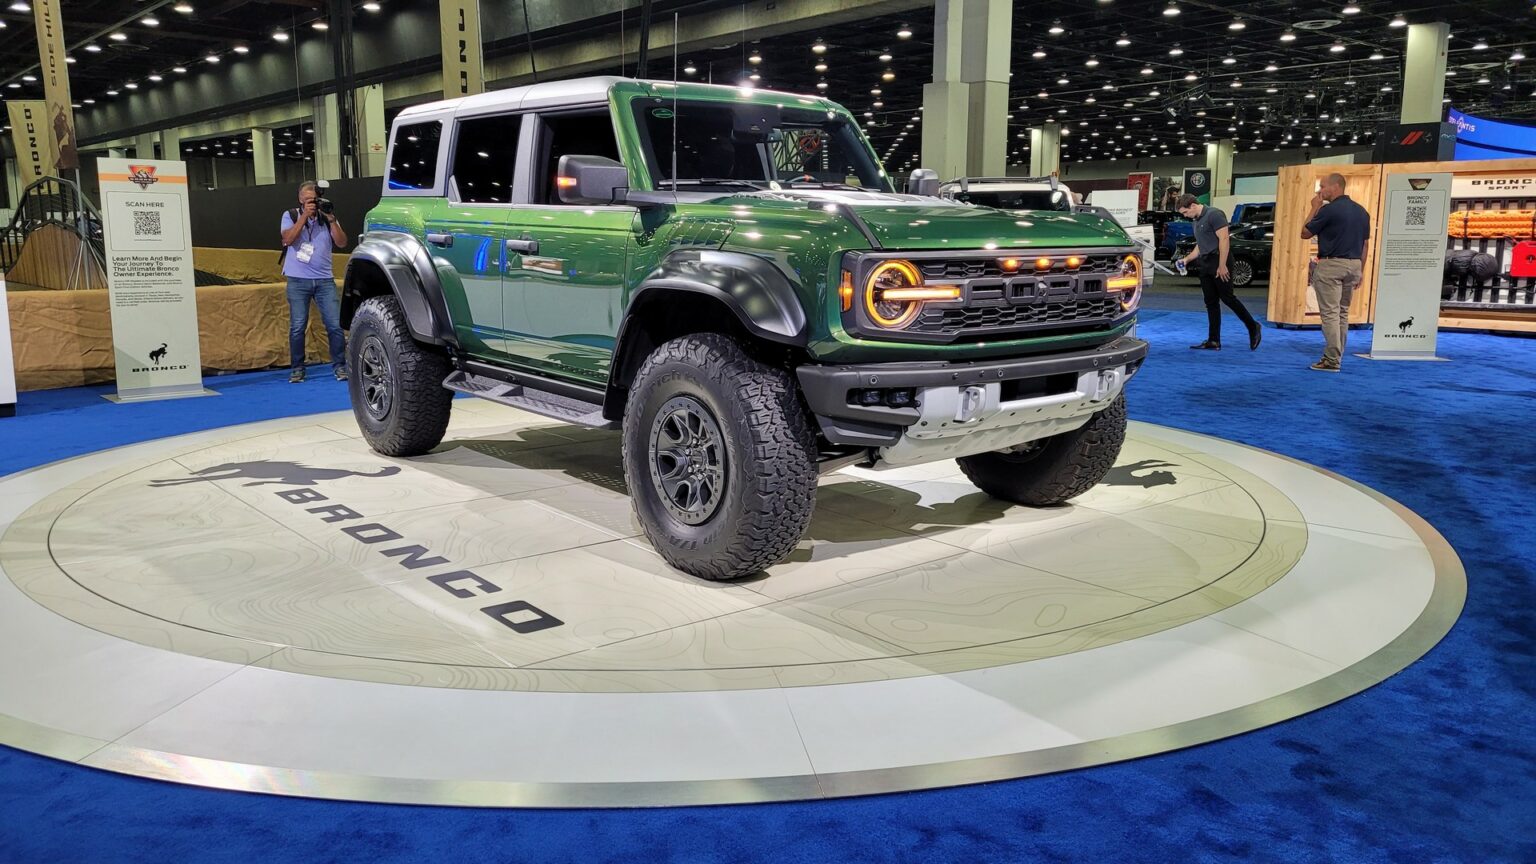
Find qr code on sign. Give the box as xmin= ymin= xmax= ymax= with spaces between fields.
xmin=132 ymin=209 xmax=162 ymax=237
xmin=1405 ymin=205 xmax=1427 ymax=227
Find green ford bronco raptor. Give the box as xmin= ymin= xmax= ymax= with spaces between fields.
xmin=342 ymin=76 xmax=1148 ymax=580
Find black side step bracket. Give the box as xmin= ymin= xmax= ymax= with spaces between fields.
xmin=443 ymin=371 xmax=617 ymax=429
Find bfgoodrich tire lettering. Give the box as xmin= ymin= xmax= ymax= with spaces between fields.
xmin=347 ymin=295 xmax=453 ymax=457
xmin=623 ymin=333 xmax=818 ymax=580
xmin=957 ymin=394 xmax=1127 ymax=506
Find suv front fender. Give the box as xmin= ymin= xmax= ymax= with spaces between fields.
xmin=630 ymin=249 xmax=808 ymax=346
xmin=343 ymin=231 xmax=456 ymax=346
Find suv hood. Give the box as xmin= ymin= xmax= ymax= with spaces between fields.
xmin=731 ymin=188 xmax=1130 ymax=250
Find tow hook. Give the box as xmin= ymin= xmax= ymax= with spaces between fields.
xmin=956 ymin=386 xmax=986 ymax=422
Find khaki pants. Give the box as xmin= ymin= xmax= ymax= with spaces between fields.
xmin=1312 ymin=258 xmax=1361 ymax=363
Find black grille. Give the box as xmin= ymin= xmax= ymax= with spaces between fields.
xmin=917 ymin=254 xmax=1123 ymax=280
xmin=909 ymin=297 xmax=1122 ymax=336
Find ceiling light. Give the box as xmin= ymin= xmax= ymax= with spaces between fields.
xmin=1472 ymin=40 xmax=1488 ymax=51
xmin=1222 ymin=55 xmax=1236 ymax=65
xmin=1032 ymin=47 xmax=1047 ymax=58
xmin=106 ymin=89 xmax=119 ymax=96
xmin=1048 ymin=20 xmax=1066 ymax=34
xmin=1085 ymin=57 xmax=1100 ymax=67
xmin=109 ymin=32 xmax=128 ymax=41
xmin=1513 ymin=50 xmax=1527 ymax=61
xmin=878 ymin=53 xmax=892 ymax=62
xmin=1168 ymin=46 xmax=1184 ymax=56
xmin=1369 ymin=52 xmax=1384 ymax=60
xmin=142 ymin=16 xmax=160 ymax=26
xmin=748 ymin=72 xmax=761 ymax=81
xmin=1163 ymin=3 xmax=1180 ymax=16
xmin=124 ymin=82 xmax=138 ymax=89
xmin=881 ymin=70 xmax=895 ymax=81
xmin=205 ymin=54 xmax=220 ymax=63
xmin=896 ymin=27 xmax=912 ymax=39
xmin=1477 ymin=76 xmax=1491 ymax=84
xmin=1229 ymin=19 xmax=1247 ymax=31
xmin=1389 ymin=15 xmax=1407 ymax=27
xmin=1330 ymin=42 xmax=1346 ymax=53
xmin=173 ymin=66 xmax=187 ymax=73
xmin=148 ymin=74 xmax=162 ymax=82
xmin=312 ymin=20 xmax=328 ymax=31
xmin=84 ymin=44 xmax=102 ymax=52
xmin=1140 ymin=66 xmax=1154 ymax=75
xmin=811 ymin=41 xmax=827 ymax=53
xmin=1280 ymin=30 xmax=1297 ymax=42
xmin=20 ymin=74 xmax=34 ymax=82
xmin=362 ymin=1 xmax=382 ymax=10
xmin=748 ymin=53 xmax=761 ymax=64
xmin=173 ymin=3 xmax=193 ymax=13
xmin=1380 ymin=84 xmax=1393 ymax=91
xmin=1230 ymin=80 xmax=1243 ymax=88
xmin=814 ymin=81 xmax=827 ymax=90
xmin=1342 ymin=3 xmax=1361 ymax=14
xmin=1184 ymin=72 xmax=1198 ymax=82
xmin=1085 ymin=96 xmax=1097 ymax=103
xmin=233 ymin=45 xmax=249 ymax=54
xmin=83 ymin=98 xmax=94 ymax=104
xmin=1265 ymin=63 xmax=1279 ymax=72
xmin=1116 ymin=33 xmax=1132 ymax=46
xmin=273 ymin=30 xmax=289 ymax=42
xmin=64 ymin=56 xmax=74 ymax=64
xmin=1057 ymin=77 xmax=1069 ymax=85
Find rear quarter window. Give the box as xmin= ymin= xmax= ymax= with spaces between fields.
xmin=387 ymin=121 xmax=442 ymax=192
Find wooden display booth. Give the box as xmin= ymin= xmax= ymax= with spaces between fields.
xmin=1270 ymin=157 xmax=1536 ymax=334
xmin=1267 ymin=163 xmax=1384 ymax=327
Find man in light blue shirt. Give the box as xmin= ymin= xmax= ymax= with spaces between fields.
xmin=280 ymin=181 xmax=349 ymax=382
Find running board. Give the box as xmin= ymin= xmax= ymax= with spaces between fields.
xmin=443 ymin=371 xmax=617 ymax=429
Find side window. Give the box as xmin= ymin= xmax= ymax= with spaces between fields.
xmin=451 ymin=115 xmax=521 ymax=204
xmin=388 ymin=121 xmax=442 ymax=191
xmin=538 ymin=111 xmax=622 ymax=205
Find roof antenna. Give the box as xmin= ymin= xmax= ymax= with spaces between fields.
xmin=520 ymin=0 xmax=539 ymax=83
xmin=671 ymin=11 xmax=679 ymax=204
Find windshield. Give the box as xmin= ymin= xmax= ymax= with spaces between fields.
xmin=631 ymin=99 xmax=893 ymax=192
xmin=954 ymin=189 xmax=1071 ymax=212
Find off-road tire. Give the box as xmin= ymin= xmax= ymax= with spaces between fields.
xmin=957 ymin=394 xmax=1127 ymax=506
xmin=623 ymin=333 xmax=818 ymax=580
xmin=347 ymin=295 xmax=453 ymax=457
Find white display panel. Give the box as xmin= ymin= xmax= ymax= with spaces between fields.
xmin=1370 ymin=172 xmax=1451 ymax=360
xmin=0 ymin=272 xmax=15 ymax=416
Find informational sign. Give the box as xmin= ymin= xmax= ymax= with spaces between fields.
xmin=0 ymin=271 xmax=15 ymax=417
xmin=1126 ymin=172 xmax=1152 ymax=212
xmin=1182 ymin=167 xmax=1211 ymax=205
xmin=1091 ymin=189 xmax=1141 ymax=229
xmin=1124 ymin=224 xmax=1160 ymax=272
xmin=1450 ymin=108 xmax=1536 ymax=162
xmin=439 ymin=0 xmax=485 ymax=98
xmin=1450 ymin=173 xmax=1536 ymax=199
xmin=32 ymin=0 xmax=78 ymax=172
xmin=6 ymin=101 xmax=49 ymax=187
xmin=99 ymin=158 xmax=209 ymax=401
xmin=1370 ymin=172 xmax=1452 ymax=360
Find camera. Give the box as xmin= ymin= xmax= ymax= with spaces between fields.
xmin=314 ymin=180 xmax=334 ymax=223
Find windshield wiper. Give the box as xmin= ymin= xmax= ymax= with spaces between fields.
xmin=656 ymin=178 xmax=765 ymax=189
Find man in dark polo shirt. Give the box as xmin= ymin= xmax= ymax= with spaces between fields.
xmin=1176 ymin=194 xmax=1262 ymax=352
xmin=1301 ymin=173 xmax=1372 ymax=372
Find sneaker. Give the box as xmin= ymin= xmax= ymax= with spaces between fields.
xmin=1189 ymin=340 xmax=1221 ymax=350
xmin=334 ymin=367 xmax=349 ymax=381
xmin=1309 ymin=359 xmax=1341 ymax=372
xmin=1248 ymin=322 xmax=1263 ymax=351
xmin=289 ymin=367 xmax=305 ymax=383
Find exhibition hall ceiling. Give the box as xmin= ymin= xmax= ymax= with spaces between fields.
xmin=0 ymin=1 xmax=1531 ymax=167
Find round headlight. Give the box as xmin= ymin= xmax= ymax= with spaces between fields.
xmin=865 ymin=259 xmax=925 ymax=328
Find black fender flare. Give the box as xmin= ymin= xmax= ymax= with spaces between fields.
xmin=342 ymin=231 xmax=457 ymax=346
xmin=627 ymin=249 xmax=808 ymax=346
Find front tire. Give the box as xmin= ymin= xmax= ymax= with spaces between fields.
xmin=622 ymin=334 xmax=818 ymax=580
xmin=957 ymin=394 xmax=1127 ymax=506
xmin=347 ymin=295 xmax=453 ymax=457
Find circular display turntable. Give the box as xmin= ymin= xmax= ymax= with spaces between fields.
xmin=0 ymin=401 xmax=1462 ymax=806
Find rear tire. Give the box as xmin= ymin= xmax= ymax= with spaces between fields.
xmin=957 ymin=394 xmax=1127 ymax=506
xmin=347 ymin=295 xmax=453 ymax=457
xmin=622 ymin=333 xmax=818 ymax=580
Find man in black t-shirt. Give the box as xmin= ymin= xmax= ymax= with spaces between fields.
xmin=1301 ymin=174 xmax=1372 ymax=372
xmin=1176 ymin=194 xmax=1262 ymax=352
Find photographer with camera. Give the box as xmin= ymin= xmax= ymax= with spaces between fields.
xmin=280 ymin=180 xmax=349 ymax=382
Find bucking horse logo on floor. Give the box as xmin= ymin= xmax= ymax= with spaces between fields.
xmin=149 ymin=460 xmax=401 ymax=487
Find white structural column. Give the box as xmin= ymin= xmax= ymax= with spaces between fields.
xmin=1029 ymin=123 xmax=1061 ymax=177
xmin=1400 ymin=22 xmax=1449 ymax=124
xmin=251 ymin=128 xmax=276 ymax=186
xmin=161 ymin=128 xmax=181 ymax=160
xmin=921 ymin=0 xmax=1011 ymax=179
xmin=961 ymin=0 xmax=1010 ymax=176
xmin=356 ymin=84 xmax=388 ymax=177
xmin=311 ymin=94 xmax=343 ymax=181
xmin=134 ymin=132 xmax=158 ymax=160
xmin=1207 ymin=138 xmax=1235 ymax=197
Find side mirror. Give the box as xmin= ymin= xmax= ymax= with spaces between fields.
xmin=906 ymin=168 xmax=940 ymax=197
xmin=556 ymin=155 xmax=629 ymax=205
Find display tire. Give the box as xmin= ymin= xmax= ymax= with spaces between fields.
xmin=957 ymin=394 xmax=1127 ymax=506
xmin=622 ymin=333 xmax=817 ymax=581
xmin=347 ymin=294 xmax=453 ymax=457
xmin=1229 ymin=256 xmax=1255 ymax=287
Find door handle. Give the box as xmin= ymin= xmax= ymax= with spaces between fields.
xmin=505 ymin=236 xmax=539 ymax=255
xmin=425 ymin=232 xmax=453 ymax=247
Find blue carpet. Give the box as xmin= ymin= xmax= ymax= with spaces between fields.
xmin=0 ymin=311 xmax=1532 ymax=864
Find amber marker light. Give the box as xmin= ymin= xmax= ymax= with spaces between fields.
xmin=1066 ymin=255 xmax=1083 ymax=268
xmin=1034 ymin=256 xmax=1053 ymax=270
xmin=999 ymin=257 xmax=1022 ymax=272
xmin=839 ymin=269 xmax=855 ymax=311
xmin=555 ymin=176 xmax=578 ymax=189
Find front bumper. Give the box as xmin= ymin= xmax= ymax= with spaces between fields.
xmin=796 ymin=335 xmax=1148 ymax=465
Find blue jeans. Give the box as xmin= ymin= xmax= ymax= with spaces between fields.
xmin=286 ymin=277 xmax=346 ymax=371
